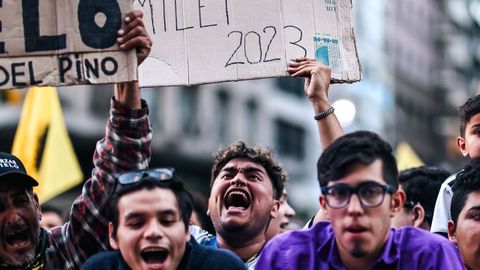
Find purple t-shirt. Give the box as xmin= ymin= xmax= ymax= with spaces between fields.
xmin=256 ymin=221 xmax=464 ymax=270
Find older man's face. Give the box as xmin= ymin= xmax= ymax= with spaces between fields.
xmin=0 ymin=183 xmax=41 ymax=267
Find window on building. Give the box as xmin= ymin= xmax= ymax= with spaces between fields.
xmin=275 ymin=119 xmax=305 ymax=159
xmin=216 ymin=90 xmax=230 ymax=143
xmin=276 ymin=77 xmax=304 ymax=97
xmin=180 ymin=86 xmax=200 ymax=136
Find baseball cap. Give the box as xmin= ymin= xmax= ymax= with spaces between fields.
xmin=0 ymin=152 xmax=39 ymax=186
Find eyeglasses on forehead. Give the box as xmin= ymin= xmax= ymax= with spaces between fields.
xmin=321 ymin=181 xmax=396 ymax=209
xmin=116 ymin=167 xmax=175 ymax=185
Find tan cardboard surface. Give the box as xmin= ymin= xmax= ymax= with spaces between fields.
xmin=0 ymin=0 xmax=136 ymax=89
xmin=136 ymin=0 xmax=361 ymax=86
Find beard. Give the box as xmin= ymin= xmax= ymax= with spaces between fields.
xmin=350 ymin=241 xmax=368 ymax=258
xmin=1 ymin=251 xmax=36 ymax=267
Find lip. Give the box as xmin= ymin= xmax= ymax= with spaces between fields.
xmin=344 ymin=225 xmax=369 ymax=237
xmin=140 ymin=246 xmax=169 ymax=269
xmin=3 ymin=227 xmax=32 ymax=252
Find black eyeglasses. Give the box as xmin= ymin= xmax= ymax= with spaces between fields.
xmin=321 ymin=181 xmax=396 ymax=209
xmin=115 ymin=168 xmax=175 ymax=191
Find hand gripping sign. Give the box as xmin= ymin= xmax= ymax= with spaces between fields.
xmin=0 ymin=0 xmax=136 ymax=90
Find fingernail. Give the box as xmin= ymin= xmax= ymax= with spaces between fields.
xmin=117 ymin=37 xmax=123 ymax=43
xmin=124 ymin=16 xmax=130 ymax=22
xmin=117 ymin=29 xmax=124 ymax=35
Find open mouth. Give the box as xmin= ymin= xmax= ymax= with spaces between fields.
xmin=5 ymin=229 xmax=29 ymax=247
xmin=224 ymin=189 xmax=251 ymax=211
xmin=140 ymin=247 xmax=169 ymax=264
xmin=280 ymin=222 xmax=289 ymax=230
xmin=346 ymin=227 xmax=368 ymax=234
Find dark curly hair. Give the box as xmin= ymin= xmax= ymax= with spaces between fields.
xmin=211 ymin=141 xmax=285 ymax=200
xmin=317 ymin=131 xmax=398 ymax=188
xmin=459 ymin=95 xmax=480 ymax=137
xmin=451 ymin=158 xmax=480 ymax=224
xmin=399 ymin=166 xmax=449 ymax=225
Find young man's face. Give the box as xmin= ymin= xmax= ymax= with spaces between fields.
xmin=266 ymin=190 xmax=295 ymax=240
xmin=458 ymin=114 xmax=480 ymax=158
xmin=320 ymin=159 xmax=403 ymax=262
xmin=448 ymin=191 xmax=480 ymax=270
xmin=0 ymin=183 xmax=41 ymax=267
xmin=110 ymin=188 xmax=190 ymax=270
xmin=208 ymin=158 xmax=279 ymax=239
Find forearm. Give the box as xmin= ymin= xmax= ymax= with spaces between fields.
xmin=310 ymin=97 xmax=344 ymax=149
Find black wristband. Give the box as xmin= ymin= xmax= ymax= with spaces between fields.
xmin=314 ymin=106 xmax=335 ymax=120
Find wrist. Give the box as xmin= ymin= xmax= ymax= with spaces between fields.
xmin=309 ymin=97 xmax=331 ymax=113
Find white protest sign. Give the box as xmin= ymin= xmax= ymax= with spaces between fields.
xmin=0 ymin=0 xmax=137 ymax=90
xmin=136 ymin=0 xmax=361 ymax=86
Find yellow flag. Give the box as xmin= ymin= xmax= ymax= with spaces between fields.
xmin=395 ymin=141 xmax=424 ymax=171
xmin=12 ymin=87 xmax=83 ymax=202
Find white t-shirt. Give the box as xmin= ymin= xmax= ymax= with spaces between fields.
xmin=430 ymin=173 xmax=458 ymax=234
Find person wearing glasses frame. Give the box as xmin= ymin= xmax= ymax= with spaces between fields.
xmin=81 ymin=168 xmax=246 ymax=270
xmin=257 ymin=131 xmax=464 ymax=270
xmin=391 ymin=166 xmax=449 ymax=231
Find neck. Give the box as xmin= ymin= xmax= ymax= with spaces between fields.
xmin=216 ymin=233 xmax=265 ymax=262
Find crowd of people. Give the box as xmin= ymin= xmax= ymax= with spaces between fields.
xmin=0 ymin=10 xmax=479 ymax=270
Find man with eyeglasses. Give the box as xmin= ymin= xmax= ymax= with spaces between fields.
xmin=257 ymin=131 xmax=463 ymax=269
xmin=391 ymin=166 xmax=449 ymax=230
xmin=81 ymin=168 xmax=246 ymax=270
xmin=0 ymin=10 xmax=152 ymax=269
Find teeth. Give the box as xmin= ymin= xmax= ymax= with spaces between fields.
xmin=143 ymin=247 xmax=166 ymax=252
xmin=228 ymin=190 xmax=248 ymax=199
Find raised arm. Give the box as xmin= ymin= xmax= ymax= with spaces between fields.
xmin=288 ymin=58 xmax=344 ymax=148
xmin=48 ymin=10 xmax=153 ymax=268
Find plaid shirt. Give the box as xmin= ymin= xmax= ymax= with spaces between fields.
xmin=41 ymin=98 xmax=151 ymax=270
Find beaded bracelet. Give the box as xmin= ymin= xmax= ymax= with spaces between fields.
xmin=314 ymin=106 xmax=335 ymax=120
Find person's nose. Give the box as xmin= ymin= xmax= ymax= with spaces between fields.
xmin=144 ymin=220 xmax=164 ymax=241
xmin=284 ymin=202 xmax=296 ymax=218
xmin=230 ymin=173 xmax=247 ymax=187
xmin=346 ymin=193 xmax=364 ymax=216
xmin=4 ymin=209 xmax=22 ymax=227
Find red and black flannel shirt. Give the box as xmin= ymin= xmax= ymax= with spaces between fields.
xmin=41 ymin=98 xmax=151 ymax=269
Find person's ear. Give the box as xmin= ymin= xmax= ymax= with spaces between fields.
xmin=33 ymin=193 xmax=42 ymax=221
xmin=270 ymin=199 xmax=280 ymax=219
xmin=319 ymin=196 xmax=331 ymax=219
xmin=447 ymin=220 xmax=457 ymax=244
xmin=457 ymin=136 xmax=469 ymax=157
xmin=412 ymin=205 xmax=426 ymax=228
xmin=109 ymin=222 xmax=119 ymax=250
xmin=390 ymin=189 xmax=405 ymax=217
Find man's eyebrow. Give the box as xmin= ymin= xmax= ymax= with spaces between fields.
xmin=466 ymin=205 xmax=480 ymax=212
xmin=124 ymin=212 xmax=145 ymax=220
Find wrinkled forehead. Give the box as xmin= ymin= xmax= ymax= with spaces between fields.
xmin=0 ymin=180 xmax=30 ymax=194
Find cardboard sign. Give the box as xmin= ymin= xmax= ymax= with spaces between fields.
xmin=136 ymin=0 xmax=361 ymax=86
xmin=0 ymin=0 xmax=137 ymax=90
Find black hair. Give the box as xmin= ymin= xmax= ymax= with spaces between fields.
xmin=211 ymin=141 xmax=285 ymax=200
xmin=459 ymin=95 xmax=480 ymax=137
xmin=110 ymin=177 xmax=193 ymax=238
xmin=317 ymin=131 xmax=398 ymax=188
xmin=399 ymin=166 xmax=449 ymax=225
xmin=451 ymin=158 xmax=480 ymax=224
